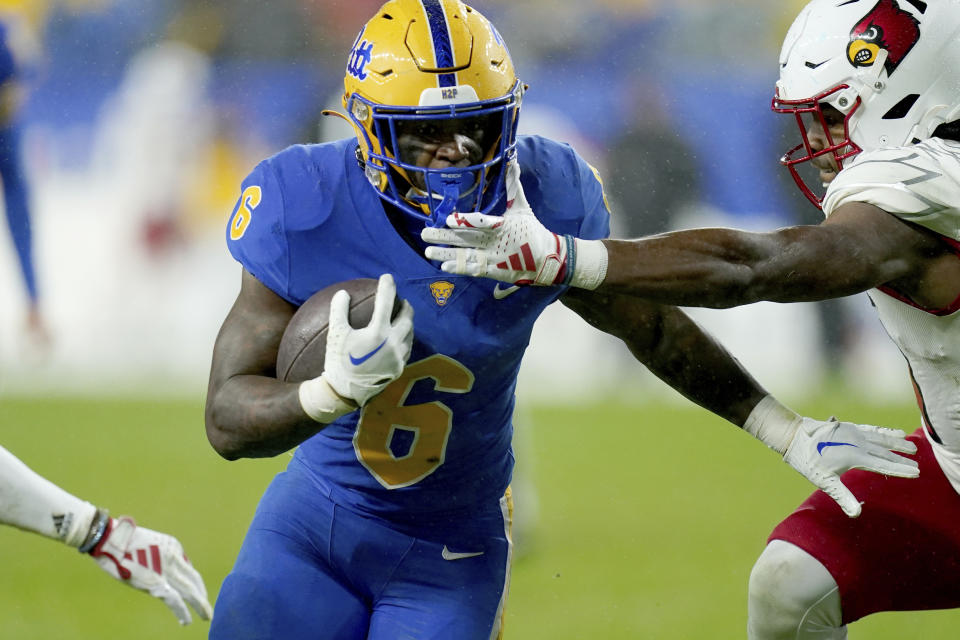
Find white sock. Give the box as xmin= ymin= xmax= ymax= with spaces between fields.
xmin=0 ymin=445 xmax=97 ymax=548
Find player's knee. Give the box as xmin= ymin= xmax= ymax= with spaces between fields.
xmin=747 ymin=540 xmax=845 ymax=640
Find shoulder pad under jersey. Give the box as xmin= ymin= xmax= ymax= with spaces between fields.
xmin=823 ymin=139 xmax=960 ymax=241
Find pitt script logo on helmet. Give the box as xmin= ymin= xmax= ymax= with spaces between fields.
xmin=329 ymin=0 xmax=523 ymax=227
xmin=772 ymin=0 xmax=960 ymax=207
xmin=347 ymin=34 xmax=374 ymax=81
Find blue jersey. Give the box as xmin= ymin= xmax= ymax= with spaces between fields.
xmin=226 ymin=135 xmax=609 ymax=530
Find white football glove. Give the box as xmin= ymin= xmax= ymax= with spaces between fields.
xmin=89 ymin=516 xmax=212 ymax=625
xmin=745 ymin=396 xmax=919 ymax=517
xmin=422 ymin=159 xmax=607 ymax=289
xmin=784 ymin=416 xmax=920 ymax=517
xmin=319 ymin=273 xmax=414 ymax=407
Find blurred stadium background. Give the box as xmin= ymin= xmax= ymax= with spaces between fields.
xmin=0 ymin=0 xmax=952 ymax=637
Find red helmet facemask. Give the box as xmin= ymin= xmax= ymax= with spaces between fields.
xmin=772 ymin=84 xmax=863 ymax=208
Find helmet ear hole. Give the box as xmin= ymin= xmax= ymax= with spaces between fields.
xmin=882 ymin=94 xmax=921 ymax=120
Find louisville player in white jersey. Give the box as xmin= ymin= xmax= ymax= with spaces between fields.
xmin=422 ymin=0 xmax=960 ymax=636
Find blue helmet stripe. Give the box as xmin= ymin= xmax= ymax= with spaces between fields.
xmin=422 ymin=0 xmax=456 ymax=87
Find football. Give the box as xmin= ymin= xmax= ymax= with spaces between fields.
xmin=276 ymin=278 xmax=402 ymax=383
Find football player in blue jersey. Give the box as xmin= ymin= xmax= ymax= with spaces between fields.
xmin=0 ymin=17 xmax=47 ymax=344
xmin=204 ymin=1 xmax=918 ymax=638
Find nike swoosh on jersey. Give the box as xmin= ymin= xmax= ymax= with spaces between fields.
xmin=817 ymin=441 xmax=857 ymax=455
xmin=441 ymin=546 xmax=485 ymax=561
xmin=349 ymin=339 xmax=387 ymax=366
xmin=493 ymin=284 xmax=520 ymax=300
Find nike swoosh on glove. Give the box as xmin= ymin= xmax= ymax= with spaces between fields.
xmin=320 ymin=273 xmax=415 ymax=407
xmin=784 ymin=417 xmax=919 ymax=517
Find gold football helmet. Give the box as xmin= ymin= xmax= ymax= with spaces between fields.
xmin=338 ymin=0 xmax=523 ymax=225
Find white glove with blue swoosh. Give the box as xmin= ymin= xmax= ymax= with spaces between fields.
xmin=301 ymin=274 xmax=414 ymax=418
xmin=745 ymin=396 xmax=919 ymax=517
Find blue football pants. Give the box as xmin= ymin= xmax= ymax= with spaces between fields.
xmin=210 ymin=461 xmax=513 ymax=639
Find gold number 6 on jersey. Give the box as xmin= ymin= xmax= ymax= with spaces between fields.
xmin=354 ymin=354 xmax=474 ymax=489
xmin=230 ymin=185 xmax=262 ymax=240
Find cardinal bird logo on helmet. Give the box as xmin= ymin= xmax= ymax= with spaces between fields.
xmin=847 ymin=0 xmax=921 ymax=75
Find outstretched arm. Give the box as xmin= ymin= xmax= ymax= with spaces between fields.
xmin=562 ymin=289 xmax=919 ymax=517
xmin=596 ymin=202 xmax=940 ymax=306
xmin=423 ymin=163 xmax=950 ymax=308
xmin=0 ymin=445 xmax=212 ymax=625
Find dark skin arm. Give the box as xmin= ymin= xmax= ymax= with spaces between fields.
xmin=205 ymin=269 xmax=328 ymax=460
xmin=598 ymin=202 xmax=960 ymax=310
xmin=561 ymin=288 xmax=766 ymax=426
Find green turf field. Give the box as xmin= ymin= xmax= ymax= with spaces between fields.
xmin=1 ymin=392 xmax=957 ymax=638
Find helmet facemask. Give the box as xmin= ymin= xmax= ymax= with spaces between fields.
xmin=773 ymin=84 xmax=863 ymax=208
xmin=346 ymin=81 xmax=521 ymax=227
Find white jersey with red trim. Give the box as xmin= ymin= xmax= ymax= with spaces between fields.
xmin=823 ymin=137 xmax=960 ymax=496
